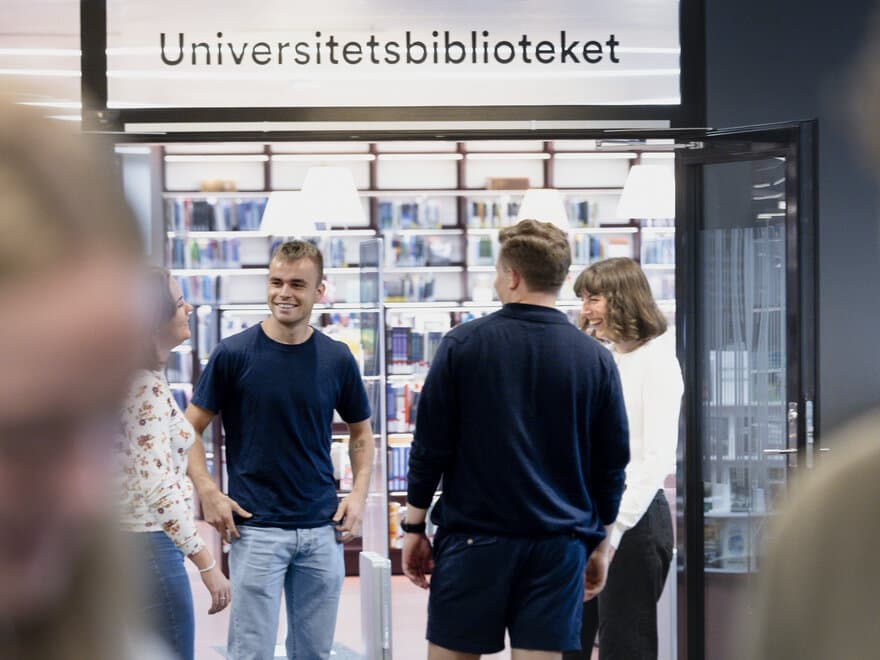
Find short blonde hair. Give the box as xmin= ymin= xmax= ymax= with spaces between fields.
xmin=498 ymin=219 xmax=571 ymax=294
xmin=271 ymin=240 xmax=324 ymax=285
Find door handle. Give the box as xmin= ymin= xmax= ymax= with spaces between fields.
xmin=763 ymin=448 xmax=798 ymax=455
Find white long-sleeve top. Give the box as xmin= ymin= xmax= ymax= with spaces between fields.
xmin=118 ymin=369 xmax=205 ymax=557
xmin=607 ymin=330 xmax=683 ymax=548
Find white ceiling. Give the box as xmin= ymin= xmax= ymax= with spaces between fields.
xmin=0 ymin=0 xmax=80 ymax=117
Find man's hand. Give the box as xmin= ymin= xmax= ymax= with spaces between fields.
xmin=584 ymin=543 xmax=612 ymax=601
xmin=402 ymin=533 xmax=433 ymax=589
xmin=333 ymin=491 xmax=366 ymax=543
xmin=200 ymin=487 xmax=252 ymax=542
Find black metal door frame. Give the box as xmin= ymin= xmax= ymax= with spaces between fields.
xmin=674 ymin=121 xmax=818 ymax=660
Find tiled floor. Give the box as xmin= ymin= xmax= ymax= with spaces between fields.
xmin=189 ymin=525 xmax=595 ymax=659
xmin=191 ymin=567 xmax=517 ymax=659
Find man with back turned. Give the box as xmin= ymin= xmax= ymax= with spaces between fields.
xmin=402 ymin=219 xmax=630 ymax=660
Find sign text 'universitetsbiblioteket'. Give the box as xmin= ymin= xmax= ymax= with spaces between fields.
xmin=107 ymin=0 xmax=680 ymax=109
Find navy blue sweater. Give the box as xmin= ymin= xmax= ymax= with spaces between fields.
xmin=407 ymin=303 xmax=629 ymax=548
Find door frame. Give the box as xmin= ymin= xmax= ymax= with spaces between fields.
xmin=103 ymin=120 xmax=816 ymax=660
xmin=674 ymin=121 xmax=819 ymax=660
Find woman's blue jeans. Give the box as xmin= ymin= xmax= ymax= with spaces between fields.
xmin=137 ymin=531 xmax=195 ymax=660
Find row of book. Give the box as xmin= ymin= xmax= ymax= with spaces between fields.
xmin=387 ymin=382 xmax=421 ymax=434
xmin=166 ymin=198 xmax=267 ymax=233
xmin=571 ymin=235 xmax=633 ymax=264
xmin=467 ymin=234 xmax=497 ymax=266
xmin=168 ymin=237 xmax=242 ymax=269
xmin=175 ymin=275 xmax=218 ymax=305
xmin=642 ymin=234 xmax=676 ymax=265
xmin=388 ymin=445 xmax=411 ymax=492
xmin=566 ymin=200 xmax=602 ymax=227
xmin=387 ymin=235 xmax=459 ymax=268
xmin=468 ymin=200 xmax=522 ymax=228
xmin=378 ymin=200 xmax=445 ymax=230
xmin=384 ymin=273 xmax=437 ymax=303
xmin=387 ymin=327 xmax=445 ymax=375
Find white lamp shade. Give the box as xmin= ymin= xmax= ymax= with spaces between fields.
xmin=259 ymin=191 xmax=317 ymax=236
xmin=616 ymin=164 xmax=675 ymax=219
xmin=515 ymin=188 xmax=570 ymax=229
xmin=300 ymin=166 xmax=367 ymax=228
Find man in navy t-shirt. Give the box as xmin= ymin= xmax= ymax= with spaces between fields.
xmin=403 ymin=219 xmax=630 ymax=658
xmin=185 ymin=241 xmax=373 ymax=660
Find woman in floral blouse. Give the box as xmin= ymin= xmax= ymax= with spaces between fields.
xmin=119 ymin=268 xmax=229 ymax=660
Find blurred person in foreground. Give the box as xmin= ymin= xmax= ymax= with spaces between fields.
xmin=0 ymin=101 xmax=153 ymax=658
xmin=403 ymin=219 xmax=630 ymax=660
xmin=566 ymin=258 xmax=682 ymax=660
xmin=742 ymin=12 xmax=880 ymax=659
xmin=118 ymin=267 xmax=230 ymax=660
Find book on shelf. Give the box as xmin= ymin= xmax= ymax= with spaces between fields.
xmin=165 ymin=197 xmax=267 ymax=233
xmin=386 ymin=382 xmax=421 ymax=434
xmin=386 ymin=326 xmax=439 ymax=375
xmin=168 ymin=237 xmax=242 ymax=269
xmin=378 ymin=199 xmax=444 ymax=230
xmin=388 ymin=445 xmax=412 ymax=492
xmin=384 ymin=274 xmax=436 ymax=303
xmin=426 ymin=236 xmax=455 ymax=266
xmin=566 ymin=199 xmax=599 ymax=227
xmin=642 ymin=233 xmax=676 ymax=265
xmin=174 ymin=274 xmax=217 ymax=305
xmin=468 ymin=199 xmax=520 ymax=228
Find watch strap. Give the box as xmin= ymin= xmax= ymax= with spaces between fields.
xmin=400 ymin=520 xmax=427 ymax=534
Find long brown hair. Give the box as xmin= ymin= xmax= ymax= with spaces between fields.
xmin=144 ymin=266 xmax=178 ymax=370
xmin=573 ymin=257 xmax=667 ymax=347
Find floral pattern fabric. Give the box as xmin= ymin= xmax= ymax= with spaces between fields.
xmin=118 ymin=369 xmax=205 ymax=556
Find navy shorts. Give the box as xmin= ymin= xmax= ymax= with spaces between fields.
xmin=427 ymin=530 xmax=588 ymax=654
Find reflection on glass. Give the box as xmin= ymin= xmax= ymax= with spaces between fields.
xmin=699 ymin=157 xmax=788 ymax=658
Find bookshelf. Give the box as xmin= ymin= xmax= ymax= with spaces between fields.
xmin=159 ymin=138 xmax=675 ymax=574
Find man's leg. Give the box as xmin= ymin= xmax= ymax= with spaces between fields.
xmin=228 ymin=527 xmax=292 ymax=660
xmin=511 ymin=651 xmax=562 ymax=660
xmin=284 ymin=525 xmax=345 ymax=659
xmin=507 ymin=535 xmax=587 ymax=657
xmin=427 ymin=532 xmax=513 ymax=656
xmin=562 ymin=596 xmax=599 ymax=660
xmin=427 ymin=642 xmax=480 ymax=660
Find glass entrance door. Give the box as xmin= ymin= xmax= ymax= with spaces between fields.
xmin=677 ymin=122 xmax=817 ymax=660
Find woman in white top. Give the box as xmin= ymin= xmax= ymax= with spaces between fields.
xmin=119 ymin=268 xmax=230 ymax=660
xmin=566 ymin=257 xmax=683 ymax=660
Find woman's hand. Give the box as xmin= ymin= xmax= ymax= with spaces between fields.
xmin=200 ymin=565 xmax=231 ymax=614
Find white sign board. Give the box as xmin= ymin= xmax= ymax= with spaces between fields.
xmin=107 ymin=0 xmax=680 ymax=109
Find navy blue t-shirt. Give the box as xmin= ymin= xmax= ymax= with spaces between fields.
xmin=192 ymin=324 xmax=371 ymax=529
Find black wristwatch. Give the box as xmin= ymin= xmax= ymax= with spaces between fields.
xmin=400 ymin=520 xmax=427 ymax=534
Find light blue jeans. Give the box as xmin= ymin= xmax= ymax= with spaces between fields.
xmin=228 ymin=525 xmax=345 ymax=660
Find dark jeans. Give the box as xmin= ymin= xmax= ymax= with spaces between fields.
xmin=564 ymin=490 xmax=674 ymax=660
xmin=138 ymin=532 xmax=195 ymax=660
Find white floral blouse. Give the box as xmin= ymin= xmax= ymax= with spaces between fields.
xmin=118 ymin=369 xmax=205 ymax=557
